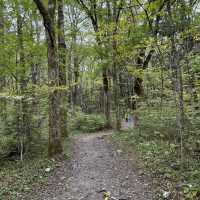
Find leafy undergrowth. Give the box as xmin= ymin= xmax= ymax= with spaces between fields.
xmin=112 ymin=107 xmax=200 ymax=200
xmin=113 ymin=131 xmax=200 ymax=200
xmin=0 ymin=138 xmax=71 ymax=200
xmin=0 ymin=158 xmax=55 ymax=199
xmin=70 ymin=110 xmax=107 ymax=134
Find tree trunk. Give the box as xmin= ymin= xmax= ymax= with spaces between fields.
xmin=0 ymin=1 xmax=5 ymax=90
xmin=112 ymin=37 xmax=121 ymax=131
xmin=16 ymin=8 xmax=29 ymax=161
xmin=73 ymin=33 xmax=79 ymax=106
xmin=58 ymin=0 xmax=68 ymax=137
xmin=58 ymin=0 xmax=66 ymax=86
xmin=112 ymin=2 xmax=122 ymax=131
xmin=103 ymin=70 xmax=112 ymax=128
xmin=34 ymin=0 xmax=63 ymax=158
xmin=31 ymin=9 xmax=41 ymax=85
xmin=68 ymin=42 xmax=74 ymax=110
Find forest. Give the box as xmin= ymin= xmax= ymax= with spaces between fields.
xmin=0 ymin=0 xmax=200 ymax=199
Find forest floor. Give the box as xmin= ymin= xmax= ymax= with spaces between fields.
xmin=28 ymin=131 xmax=153 ymax=200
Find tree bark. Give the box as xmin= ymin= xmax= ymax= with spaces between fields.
xmin=0 ymin=0 xmax=5 ymax=90
xmin=34 ymin=0 xmax=63 ymax=157
xmin=58 ymin=0 xmax=68 ymax=137
xmin=73 ymin=33 xmax=79 ymax=106
xmin=58 ymin=0 xmax=67 ymax=86
xmin=103 ymin=70 xmax=112 ymax=128
xmin=111 ymin=1 xmax=123 ymax=131
xmin=16 ymin=7 xmax=30 ymax=161
xmin=112 ymin=36 xmax=121 ymax=131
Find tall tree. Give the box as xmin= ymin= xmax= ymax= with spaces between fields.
xmin=0 ymin=0 xmax=5 ymax=89
xmin=110 ymin=0 xmax=123 ymax=130
xmin=33 ymin=0 xmax=63 ymax=157
xmin=76 ymin=0 xmax=112 ymax=128
xmin=58 ymin=0 xmax=68 ymax=137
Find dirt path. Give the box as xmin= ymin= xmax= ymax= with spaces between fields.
xmin=32 ymin=131 xmax=153 ymax=200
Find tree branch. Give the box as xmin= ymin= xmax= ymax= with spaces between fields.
xmin=33 ymin=0 xmax=55 ymax=47
xmin=76 ymin=0 xmax=98 ymax=32
xmin=116 ymin=0 xmax=124 ymax=24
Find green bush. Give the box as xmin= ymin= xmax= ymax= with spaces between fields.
xmin=0 ymin=135 xmax=17 ymax=159
xmin=112 ymin=104 xmax=200 ymax=200
xmin=70 ymin=111 xmax=106 ymax=133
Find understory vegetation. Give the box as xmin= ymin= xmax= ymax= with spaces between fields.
xmin=0 ymin=115 xmax=71 ymax=199
xmin=0 ymin=157 xmax=55 ymax=199
xmin=0 ymin=99 xmax=105 ymax=198
xmin=70 ymin=110 xmax=107 ymax=133
xmin=0 ymin=0 xmax=200 ymax=199
xmin=113 ymin=104 xmax=200 ymax=200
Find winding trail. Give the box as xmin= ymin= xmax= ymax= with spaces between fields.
xmin=32 ymin=131 xmax=153 ymax=200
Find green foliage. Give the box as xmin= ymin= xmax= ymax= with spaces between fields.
xmin=0 ymin=109 xmax=71 ymax=199
xmin=0 ymin=135 xmax=17 ymax=158
xmin=70 ymin=109 xmax=107 ymax=133
xmin=112 ymin=104 xmax=200 ymax=200
xmin=0 ymin=157 xmax=55 ymax=199
xmin=0 ymin=93 xmax=49 ymax=160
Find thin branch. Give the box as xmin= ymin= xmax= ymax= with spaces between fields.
xmin=76 ymin=0 xmax=98 ymax=32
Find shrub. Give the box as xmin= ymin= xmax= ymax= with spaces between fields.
xmin=0 ymin=135 xmax=17 ymax=159
xmin=70 ymin=111 xmax=106 ymax=133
